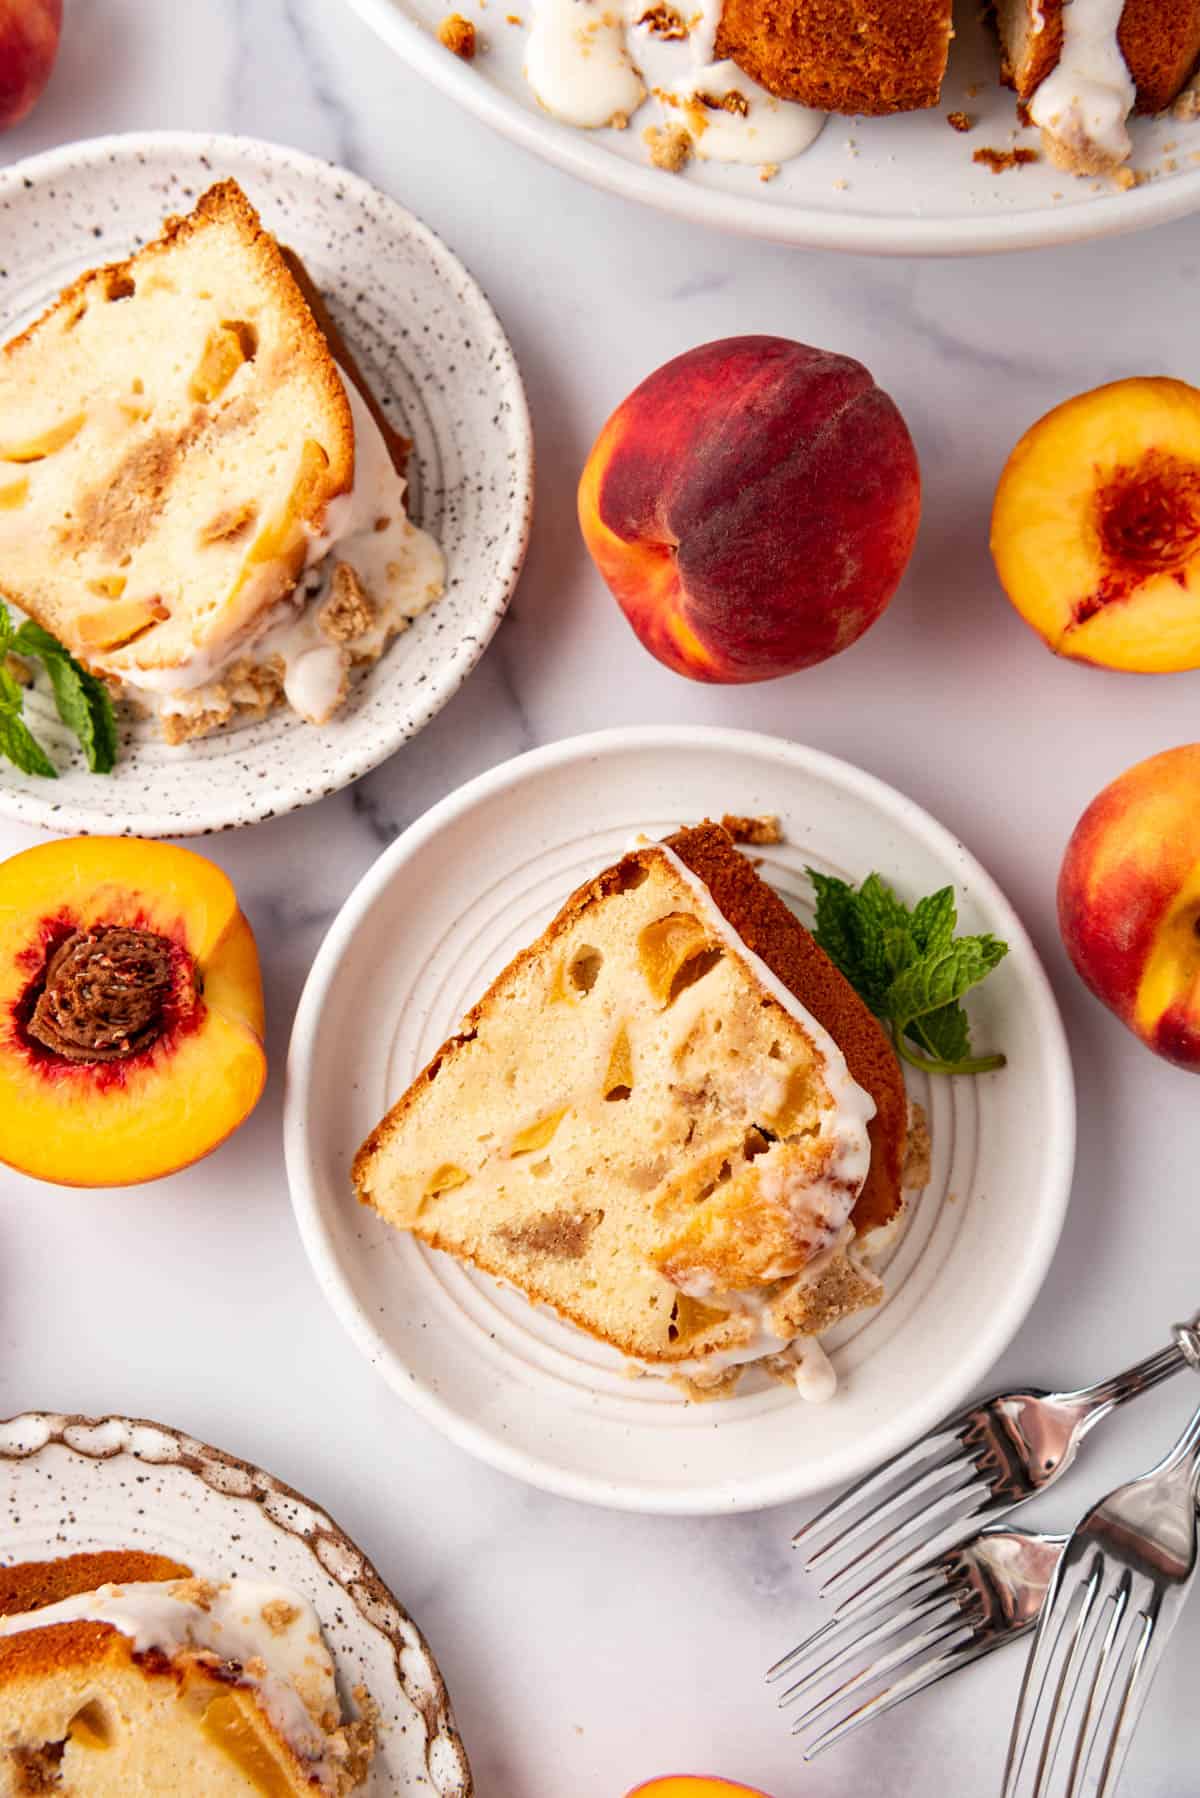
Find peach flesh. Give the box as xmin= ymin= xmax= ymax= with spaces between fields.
xmin=1080 ymin=452 xmax=1200 ymax=625
xmin=579 ymin=336 xmax=920 ymax=684
xmin=1058 ymin=745 xmax=1200 ymax=1070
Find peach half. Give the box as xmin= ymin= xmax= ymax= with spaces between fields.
xmin=0 ymin=837 xmax=266 ymax=1185
xmin=579 ymin=336 xmax=920 ymax=683
xmin=1058 ymin=745 xmax=1200 ymax=1070
xmin=626 ymin=1781 xmax=773 ymax=1798
xmin=992 ymin=377 xmax=1200 ymax=671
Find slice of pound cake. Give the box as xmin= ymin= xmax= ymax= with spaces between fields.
xmin=0 ymin=1551 xmax=374 ymax=1796
xmin=0 ymin=179 xmax=444 ymax=741
xmin=353 ymin=822 xmax=911 ymax=1400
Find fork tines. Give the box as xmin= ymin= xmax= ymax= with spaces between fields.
xmin=792 ymin=1417 xmax=1001 ymax=1608
xmin=1003 ymin=1549 xmax=1163 ymax=1797
xmin=766 ymin=1560 xmax=981 ymax=1759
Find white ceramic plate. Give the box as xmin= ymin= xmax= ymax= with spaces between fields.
xmin=285 ymin=727 xmax=1075 ymax=1514
xmin=0 ymin=132 xmax=532 ymax=836
xmin=342 ymin=0 xmax=1200 ymax=253
xmin=0 ymin=1410 xmax=472 ymax=1794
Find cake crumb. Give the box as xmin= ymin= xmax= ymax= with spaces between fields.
xmin=610 ymin=109 xmax=630 ymax=129
xmin=832 ymin=176 xmax=849 ymax=190
xmin=965 ymin=82 xmax=981 ymax=98
xmin=758 ymin=162 xmax=780 ymax=182
xmin=973 ymin=145 xmax=1038 ymax=173
xmin=437 ymin=12 xmax=476 ymax=57
xmin=636 ymin=2 xmax=687 ymax=36
xmin=947 ymin=110 xmax=972 ymax=133
xmin=169 ymin=1578 xmax=219 ymax=1610
xmin=320 ymin=562 xmax=375 ymax=644
xmin=902 ymin=1101 xmax=932 ymax=1190
xmin=505 ymin=10 xmax=521 ymax=19
xmin=697 ymin=87 xmax=749 ymax=116
xmin=644 ymin=123 xmax=693 ymax=171
xmin=1173 ymin=78 xmax=1200 ymax=121
xmin=721 ymin=813 xmax=782 ymax=846
xmin=261 ymin=1598 xmax=301 ymax=1634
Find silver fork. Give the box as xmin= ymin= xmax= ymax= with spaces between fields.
xmin=1002 ymin=1399 xmax=1200 ymax=1797
xmin=793 ymin=1317 xmax=1200 ymax=1614
xmin=767 ymin=1525 xmax=1066 ymax=1760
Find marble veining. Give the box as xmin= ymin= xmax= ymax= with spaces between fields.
xmin=2 ymin=2 xmax=1200 ymax=1794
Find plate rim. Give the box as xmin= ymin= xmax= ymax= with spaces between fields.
xmin=339 ymin=0 xmax=1200 ymax=256
xmin=0 ymin=1406 xmax=473 ymax=1796
xmin=0 ymin=129 xmax=534 ymax=837
xmin=283 ymin=724 xmax=1077 ymax=1514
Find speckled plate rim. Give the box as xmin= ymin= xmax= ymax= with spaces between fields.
xmin=340 ymin=0 xmax=1200 ymax=255
xmin=284 ymin=725 xmax=1077 ymax=1514
xmin=0 ymin=131 xmax=533 ymax=837
xmin=0 ymin=1408 xmax=472 ymax=1795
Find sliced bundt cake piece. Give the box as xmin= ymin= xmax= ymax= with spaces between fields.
xmin=353 ymin=822 xmax=909 ymax=1397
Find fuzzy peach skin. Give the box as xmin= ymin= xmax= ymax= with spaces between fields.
xmin=0 ymin=836 xmax=266 ymax=1185
xmin=0 ymin=0 xmax=61 ymax=130
xmin=578 ymin=336 xmax=920 ymax=683
xmin=1058 ymin=745 xmax=1200 ymax=1070
xmin=626 ymin=1781 xmax=773 ymax=1798
xmin=992 ymin=378 xmax=1200 ymax=672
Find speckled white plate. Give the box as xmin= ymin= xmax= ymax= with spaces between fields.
xmin=284 ymin=727 xmax=1076 ymax=1514
xmin=0 ymin=1410 xmax=472 ymax=1795
xmin=342 ymin=0 xmax=1200 ymax=254
xmin=0 ymin=132 xmax=532 ymax=836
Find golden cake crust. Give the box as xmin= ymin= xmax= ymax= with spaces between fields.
xmin=668 ymin=821 xmax=907 ymax=1236
xmin=715 ymin=0 xmax=954 ymax=114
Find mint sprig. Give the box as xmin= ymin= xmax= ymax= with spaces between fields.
xmin=807 ymin=868 xmax=1008 ymax=1077
xmin=0 ymin=602 xmax=118 ymax=777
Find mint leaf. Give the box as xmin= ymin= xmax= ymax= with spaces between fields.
xmin=910 ymin=886 xmax=956 ymax=953
xmin=12 ymin=619 xmax=118 ymax=774
xmin=807 ymin=869 xmax=864 ymax=987
xmin=905 ymin=1000 xmax=970 ymax=1068
xmin=889 ymin=934 xmax=1008 ymax=1031
xmin=0 ymin=708 xmax=57 ymax=778
xmin=805 ymin=867 xmax=1009 ymax=1077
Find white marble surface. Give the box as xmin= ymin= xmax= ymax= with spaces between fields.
xmin=3 ymin=4 xmax=1200 ymax=1793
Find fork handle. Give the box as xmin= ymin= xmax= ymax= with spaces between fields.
xmin=1069 ymin=1313 xmax=1200 ymax=1432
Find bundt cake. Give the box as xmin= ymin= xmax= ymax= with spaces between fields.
xmin=712 ymin=0 xmax=956 ymax=115
xmin=0 ymin=1551 xmax=374 ymax=1796
xmin=353 ymin=821 xmax=912 ymax=1400
xmin=994 ymin=0 xmax=1200 ymax=171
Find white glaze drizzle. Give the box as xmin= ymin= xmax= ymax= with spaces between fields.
xmin=525 ymin=0 xmax=646 ymax=126
xmin=523 ymin=0 xmax=825 ymax=165
xmin=0 ymin=1578 xmax=342 ymax=1787
xmin=1030 ymin=0 xmax=1135 ymax=167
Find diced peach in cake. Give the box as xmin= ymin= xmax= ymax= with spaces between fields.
xmin=992 ymin=378 xmax=1200 ymax=671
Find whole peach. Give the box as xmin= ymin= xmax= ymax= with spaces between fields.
xmin=578 ymin=335 xmax=920 ymax=683
xmin=1058 ymin=745 xmax=1200 ymax=1069
xmin=625 ymin=1780 xmax=773 ymax=1798
xmin=0 ymin=0 xmax=61 ymax=130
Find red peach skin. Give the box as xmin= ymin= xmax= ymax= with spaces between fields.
xmin=0 ymin=0 xmax=61 ymax=130
xmin=578 ymin=335 xmax=920 ymax=683
xmin=625 ymin=1781 xmax=773 ymax=1797
xmin=1058 ymin=745 xmax=1200 ymax=1070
